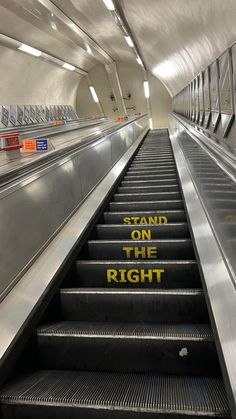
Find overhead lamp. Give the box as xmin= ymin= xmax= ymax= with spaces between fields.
xmin=18 ymin=43 xmax=42 ymax=57
xmin=50 ymin=22 xmax=57 ymax=31
xmin=149 ymin=118 xmax=153 ymax=129
xmin=103 ymin=0 xmax=115 ymax=11
xmin=62 ymin=62 xmax=75 ymax=71
xmin=89 ymin=86 xmax=99 ymax=103
xmin=144 ymin=80 xmax=150 ymax=98
xmin=124 ymin=36 xmax=134 ymax=48
xmin=136 ymin=57 xmax=143 ymax=66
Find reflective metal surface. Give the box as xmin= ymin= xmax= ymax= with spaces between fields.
xmin=0 ymin=118 xmax=136 ymax=184
xmin=0 ymin=125 xmax=148 ymax=370
xmin=173 ymin=41 xmax=236 ymax=150
xmin=169 ymin=114 xmax=236 ymax=415
xmin=0 ymin=115 xmax=148 ymax=301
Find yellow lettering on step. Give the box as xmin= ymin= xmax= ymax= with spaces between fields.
xmin=127 ymin=269 xmax=140 ymax=283
xmin=159 ymin=216 xmax=168 ymax=224
xmin=107 ymin=268 xmax=165 ymax=283
xmin=146 ymin=247 xmax=157 ymax=258
xmin=131 ymin=230 xmax=151 ymax=240
xmin=107 ymin=269 xmax=118 ymax=282
xmin=123 ymin=217 xmax=131 ymax=224
xmin=122 ymin=247 xmax=132 ymax=258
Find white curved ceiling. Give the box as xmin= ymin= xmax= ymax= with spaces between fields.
xmin=119 ymin=0 xmax=236 ymax=95
xmin=0 ymin=0 xmax=236 ymax=96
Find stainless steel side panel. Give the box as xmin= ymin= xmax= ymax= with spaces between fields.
xmin=0 ymin=126 xmax=148 ymax=369
xmin=169 ymin=115 xmax=236 ymax=416
xmin=0 ymin=116 xmax=148 ymax=301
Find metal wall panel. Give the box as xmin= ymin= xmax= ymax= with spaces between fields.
xmin=79 ymin=138 xmax=112 ymax=197
xmin=209 ymin=60 xmax=221 ymax=132
xmin=0 ymin=157 xmax=82 ymax=298
xmin=0 ymin=116 xmax=148 ymax=300
xmin=219 ymin=50 xmax=235 ymax=137
xmin=199 ymin=72 xmax=205 ymax=126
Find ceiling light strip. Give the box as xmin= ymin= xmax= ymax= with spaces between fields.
xmin=144 ymin=80 xmax=150 ymax=98
xmin=89 ymin=86 xmax=99 ymax=103
xmin=18 ymin=43 xmax=42 ymax=57
xmin=0 ymin=33 xmax=87 ymax=76
xmin=102 ymin=0 xmax=115 ymax=11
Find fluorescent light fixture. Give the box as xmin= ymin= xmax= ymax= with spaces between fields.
xmin=86 ymin=44 xmax=93 ymax=55
xmin=149 ymin=118 xmax=153 ymax=129
xmin=136 ymin=57 xmax=143 ymax=66
xmin=89 ymin=86 xmax=99 ymax=103
xmin=144 ymin=80 xmax=150 ymax=98
xmin=18 ymin=43 xmax=42 ymax=57
xmin=62 ymin=62 xmax=75 ymax=71
xmin=103 ymin=0 xmax=115 ymax=11
xmin=50 ymin=21 xmax=57 ymax=31
xmin=124 ymin=36 xmax=134 ymax=47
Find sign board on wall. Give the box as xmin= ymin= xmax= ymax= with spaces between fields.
xmin=22 ymin=138 xmax=49 ymax=153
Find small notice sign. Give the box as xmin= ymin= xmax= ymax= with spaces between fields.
xmin=22 ymin=138 xmax=49 ymax=152
xmin=36 ymin=139 xmax=48 ymax=151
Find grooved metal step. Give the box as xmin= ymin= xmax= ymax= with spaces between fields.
xmin=36 ymin=322 xmax=219 ymax=375
xmin=96 ymin=223 xmax=190 ymax=239
xmin=130 ymin=164 xmax=176 ymax=169
xmin=127 ymin=168 xmax=177 ymax=175
xmin=124 ymin=173 xmax=178 ymax=180
xmin=118 ymin=185 xmax=180 ymax=193
xmin=114 ymin=192 xmax=182 ymax=201
xmin=0 ymin=371 xmax=230 ymax=418
xmin=87 ymin=239 xmax=194 ymax=259
xmin=76 ymin=260 xmax=200 ymax=288
xmin=133 ymin=158 xmax=175 ymax=162
xmin=121 ymin=182 xmax=179 ymax=188
xmin=109 ymin=200 xmax=185 ymax=211
xmin=59 ymin=288 xmax=209 ymax=324
xmin=103 ymin=210 xmax=186 ymax=223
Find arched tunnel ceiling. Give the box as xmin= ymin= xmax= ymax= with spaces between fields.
xmin=118 ymin=0 xmax=236 ymax=96
xmin=0 ymin=0 xmax=236 ymax=96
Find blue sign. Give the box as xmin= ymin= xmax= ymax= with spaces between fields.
xmin=36 ymin=139 xmax=49 ymax=151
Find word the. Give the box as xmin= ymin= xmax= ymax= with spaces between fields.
xmin=123 ymin=246 xmax=157 ymax=259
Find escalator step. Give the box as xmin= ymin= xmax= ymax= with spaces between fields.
xmin=76 ymin=260 xmax=200 ymax=288
xmin=121 ymin=179 xmax=178 ymax=185
xmin=124 ymin=173 xmax=178 ymax=180
xmin=127 ymin=169 xmax=177 ymax=175
xmin=129 ymin=164 xmax=176 ymax=169
xmin=109 ymin=201 xmax=185 ymax=211
xmin=118 ymin=185 xmax=180 ymax=193
xmin=87 ymin=239 xmax=194 ymax=259
xmin=114 ymin=192 xmax=182 ymax=201
xmin=59 ymin=288 xmax=209 ymax=323
xmin=133 ymin=158 xmax=175 ymax=163
xmin=36 ymin=322 xmax=219 ymax=376
xmin=103 ymin=210 xmax=186 ymax=223
xmin=0 ymin=370 xmax=230 ymax=418
xmin=96 ymin=223 xmax=190 ymax=239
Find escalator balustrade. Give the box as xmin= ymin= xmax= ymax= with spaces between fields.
xmin=0 ymin=130 xmax=230 ymax=418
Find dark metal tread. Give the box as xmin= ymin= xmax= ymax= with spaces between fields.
xmin=60 ymin=287 xmax=205 ymax=296
xmin=37 ymin=321 xmax=213 ymax=340
xmin=0 ymin=370 xmax=230 ymax=416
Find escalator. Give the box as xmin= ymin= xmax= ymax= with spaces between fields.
xmin=0 ymin=129 xmax=230 ymax=418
